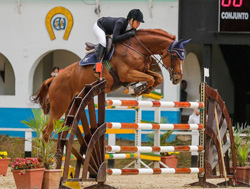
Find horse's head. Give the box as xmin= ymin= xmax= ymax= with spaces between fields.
xmin=161 ymin=39 xmax=191 ymax=85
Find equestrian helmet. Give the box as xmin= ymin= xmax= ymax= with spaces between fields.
xmin=127 ymin=9 xmax=144 ymax=23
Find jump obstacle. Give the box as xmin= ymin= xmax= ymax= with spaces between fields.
xmin=104 ymin=98 xmax=203 ymax=169
xmin=63 ymin=121 xmax=203 ymax=169
xmin=56 ymin=80 xmax=238 ymax=188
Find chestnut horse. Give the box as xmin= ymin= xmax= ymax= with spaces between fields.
xmin=33 ymin=29 xmax=189 ymax=141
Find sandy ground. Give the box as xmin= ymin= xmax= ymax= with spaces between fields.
xmin=0 ymin=167 xmax=247 ymax=189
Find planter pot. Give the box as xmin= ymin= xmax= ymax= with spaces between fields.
xmin=160 ymin=155 xmax=178 ymax=168
xmin=42 ymin=169 xmax=63 ymax=189
xmin=0 ymin=158 xmax=10 ymax=176
xmin=12 ymin=168 xmax=45 ymax=189
xmin=236 ymin=167 xmax=250 ymax=185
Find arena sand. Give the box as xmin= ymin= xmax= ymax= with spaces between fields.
xmin=1 ymin=167 xmax=247 ymax=189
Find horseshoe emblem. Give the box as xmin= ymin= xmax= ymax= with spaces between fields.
xmin=45 ymin=6 xmax=73 ymax=40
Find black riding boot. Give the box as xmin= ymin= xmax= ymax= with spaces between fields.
xmin=95 ymin=44 xmax=106 ymax=62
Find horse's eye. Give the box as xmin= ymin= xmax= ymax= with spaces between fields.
xmin=171 ymin=55 xmax=178 ymax=59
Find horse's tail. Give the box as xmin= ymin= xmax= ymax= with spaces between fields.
xmin=32 ymin=77 xmax=54 ymax=114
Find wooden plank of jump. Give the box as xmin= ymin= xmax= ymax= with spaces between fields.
xmin=214 ymin=104 xmax=227 ymax=183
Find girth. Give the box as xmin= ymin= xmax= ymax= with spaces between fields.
xmin=103 ymin=61 xmax=129 ymax=91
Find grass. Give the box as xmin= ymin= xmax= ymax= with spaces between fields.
xmin=0 ymin=135 xmax=191 ymax=168
xmin=0 ymin=135 xmax=25 ymax=161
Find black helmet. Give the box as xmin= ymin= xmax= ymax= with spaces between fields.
xmin=127 ymin=9 xmax=144 ymax=23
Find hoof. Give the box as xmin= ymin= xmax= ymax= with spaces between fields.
xmin=134 ymin=83 xmax=148 ymax=95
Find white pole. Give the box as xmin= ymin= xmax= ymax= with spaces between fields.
xmin=25 ymin=130 xmax=32 ymax=157
xmin=107 ymin=133 xmax=116 ymax=168
xmin=135 ymin=104 xmax=142 ymax=168
xmin=108 ymin=134 xmax=116 ymax=146
xmin=204 ymin=67 xmax=210 ymax=83
xmin=154 ymin=107 xmax=161 ymax=168
xmin=191 ymin=130 xmax=199 ymax=166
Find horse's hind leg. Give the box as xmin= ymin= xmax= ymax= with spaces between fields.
xmin=43 ymin=93 xmax=73 ymax=142
xmin=43 ymin=117 xmax=55 ymax=142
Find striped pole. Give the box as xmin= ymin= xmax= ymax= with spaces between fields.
xmin=107 ymin=168 xmax=204 ymax=175
xmin=107 ymin=122 xmax=204 ymax=130
xmin=105 ymin=153 xmax=138 ymax=159
xmin=106 ymin=145 xmax=203 ymax=153
xmin=106 ymin=100 xmax=204 ymax=109
xmin=106 ymin=105 xmax=139 ymax=110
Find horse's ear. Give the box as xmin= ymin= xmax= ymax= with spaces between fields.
xmin=175 ymin=39 xmax=183 ymax=46
xmin=182 ymin=39 xmax=191 ymax=45
xmin=172 ymin=39 xmax=184 ymax=50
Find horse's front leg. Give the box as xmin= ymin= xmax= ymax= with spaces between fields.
xmin=119 ymin=69 xmax=155 ymax=95
xmin=140 ymin=70 xmax=163 ymax=94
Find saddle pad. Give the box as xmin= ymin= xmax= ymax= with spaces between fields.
xmin=79 ymin=47 xmax=115 ymax=67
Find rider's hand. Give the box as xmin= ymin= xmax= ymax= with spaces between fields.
xmin=128 ymin=29 xmax=136 ymax=37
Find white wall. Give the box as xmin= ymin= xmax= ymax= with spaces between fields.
xmin=182 ymin=52 xmax=201 ymax=116
xmin=53 ymin=50 xmax=80 ymax=69
xmin=0 ymin=0 xmax=179 ymax=108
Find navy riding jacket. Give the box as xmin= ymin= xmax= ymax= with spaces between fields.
xmin=97 ymin=17 xmax=133 ymax=43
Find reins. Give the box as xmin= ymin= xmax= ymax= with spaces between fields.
xmin=122 ymin=35 xmax=183 ymax=79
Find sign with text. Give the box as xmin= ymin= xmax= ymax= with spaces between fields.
xmin=219 ymin=0 xmax=250 ymax=32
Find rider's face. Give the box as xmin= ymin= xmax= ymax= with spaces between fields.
xmin=130 ymin=19 xmax=140 ymax=29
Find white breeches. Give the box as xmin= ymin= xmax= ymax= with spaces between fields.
xmin=93 ymin=22 xmax=106 ymax=47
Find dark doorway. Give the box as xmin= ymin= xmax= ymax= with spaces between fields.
xmin=220 ymin=45 xmax=250 ymax=124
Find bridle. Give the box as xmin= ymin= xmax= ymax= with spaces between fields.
xmin=161 ymin=40 xmax=185 ymax=78
xmin=122 ymin=36 xmax=184 ymax=81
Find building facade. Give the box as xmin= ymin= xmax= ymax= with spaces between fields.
xmin=179 ymin=0 xmax=250 ymax=125
xmin=0 ymin=0 xmax=185 ymax=137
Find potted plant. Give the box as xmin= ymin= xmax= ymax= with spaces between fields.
xmin=0 ymin=151 xmax=10 ymax=176
xmin=11 ymin=157 xmax=45 ymax=189
xmin=232 ymin=123 xmax=250 ymax=185
xmin=21 ymin=109 xmax=69 ymax=189
xmin=147 ymin=130 xmax=179 ymax=168
xmin=160 ymin=151 xmax=180 ymax=168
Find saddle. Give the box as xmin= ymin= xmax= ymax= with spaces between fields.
xmin=80 ymin=37 xmax=125 ymax=91
xmin=85 ymin=36 xmax=113 ymax=55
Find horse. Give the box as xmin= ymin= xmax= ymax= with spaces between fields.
xmin=33 ymin=29 xmax=190 ymax=141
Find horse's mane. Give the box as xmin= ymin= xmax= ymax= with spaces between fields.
xmin=136 ymin=29 xmax=176 ymax=40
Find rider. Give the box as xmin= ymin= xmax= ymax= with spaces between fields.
xmin=93 ymin=9 xmax=145 ymax=62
